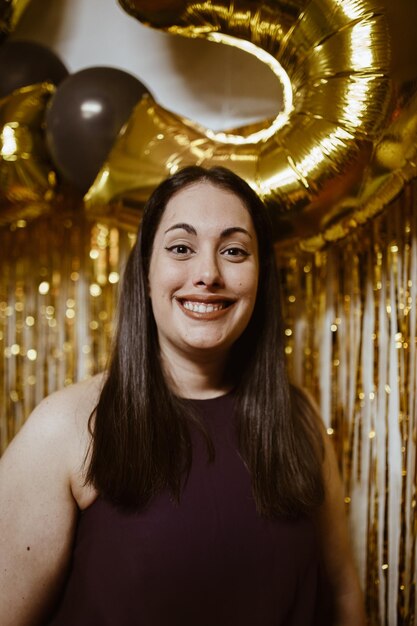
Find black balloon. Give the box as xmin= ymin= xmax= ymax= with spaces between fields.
xmin=45 ymin=67 xmax=149 ymax=193
xmin=0 ymin=39 xmax=68 ymax=97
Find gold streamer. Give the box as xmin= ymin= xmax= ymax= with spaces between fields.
xmin=0 ymin=206 xmax=134 ymax=453
xmin=280 ymin=180 xmax=417 ymax=625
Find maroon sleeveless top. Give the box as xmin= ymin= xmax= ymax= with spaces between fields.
xmin=48 ymin=392 xmax=333 ymax=625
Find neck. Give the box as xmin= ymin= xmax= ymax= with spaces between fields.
xmin=159 ymin=345 xmax=233 ymax=400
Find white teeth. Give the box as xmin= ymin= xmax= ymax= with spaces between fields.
xmin=182 ymin=300 xmax=226 ymax=313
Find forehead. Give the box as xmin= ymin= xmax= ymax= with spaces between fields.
xmin=157 ymin=181 xmax=255 ymax=233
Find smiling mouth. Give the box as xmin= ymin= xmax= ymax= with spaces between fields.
xmin=177 ymin=299 xmax=234 ymax=316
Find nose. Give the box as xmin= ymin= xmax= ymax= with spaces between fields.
xmin=192 ymin=249 xmax=225 ymax=289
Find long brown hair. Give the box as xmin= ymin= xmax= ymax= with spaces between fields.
xmin=87 ymin=166 xmax=324 ymax=518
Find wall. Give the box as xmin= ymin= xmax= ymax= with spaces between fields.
xmin=12 ymin=0 xmax=281 ymax=130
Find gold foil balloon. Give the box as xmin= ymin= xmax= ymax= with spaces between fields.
xmin=85 ymin=0 xmax=417 ymax=249
xmin=0 ymin=82 xmax=57 ymax=225
xmin=0 ymin=0 xmax=31 ymax=40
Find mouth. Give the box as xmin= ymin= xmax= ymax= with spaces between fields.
xmin=176 ymin=298 xmax=234 ymax=317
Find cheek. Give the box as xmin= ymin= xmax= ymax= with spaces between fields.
xmin=232 ymin=267 xmax=259 ymax=299
xmin=149 ymin=260 xmax=187 ymax=301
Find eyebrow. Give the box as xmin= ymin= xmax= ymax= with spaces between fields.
xmin=164 ymin=223 xmax=252 ymax=239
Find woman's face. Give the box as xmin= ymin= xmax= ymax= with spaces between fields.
xmin=148 ymin=181 xmax=259 ymax=362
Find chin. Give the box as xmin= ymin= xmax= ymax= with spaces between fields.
xmin=182 ymin=336 xmax=230 ymax=354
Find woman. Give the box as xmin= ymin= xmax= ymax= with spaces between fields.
xmin=0 ymin=166 xmax=365 ymax=625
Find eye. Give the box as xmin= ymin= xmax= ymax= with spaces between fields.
xmin=164 ymin=244 xmax=194 ymax=256
xmin=222 ymin=247 xmax=250 ymax=260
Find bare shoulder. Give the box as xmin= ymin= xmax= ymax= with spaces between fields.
xmin=25 ymin=371 xmax=106 ymax=431
xmin=290 ymin=384 xmax=321 ymax=419
xmin=294 ymin=387 xmax=367 ymax=622
xmin=2 ymin=372 xmax=107 ymax=509
xmin=3 ymin=372 xmax=106 ymax=459
xmin=0 ymin=373 xmax=106 ymax=625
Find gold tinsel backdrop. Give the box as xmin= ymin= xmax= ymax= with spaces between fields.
xmin=280 ymin=181 xmax=417 ymax=625
xmin=1 ymin=176 xmax=416 ymax=626
xmin=1 ymin=1 xmax=417 ymax=625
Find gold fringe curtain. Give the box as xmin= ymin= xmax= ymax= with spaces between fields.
xmin=0 ymin=205 xmax=135 ymax=451
xmin=280 ymin=180 xmax=417 ymax=625
xmin=1 ymin=183 xmax=417 ymax=624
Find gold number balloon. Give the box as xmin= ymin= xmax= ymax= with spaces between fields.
xmin=85 ymin=0 xmax=417 ymax=250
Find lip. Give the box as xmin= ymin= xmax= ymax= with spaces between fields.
xmin=175 ymin=296 xmax=235 ymax=319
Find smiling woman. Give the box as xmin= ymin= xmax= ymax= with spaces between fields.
xmin=148 ymin=182 xmax=259 ymax=370
xmin=0 ymin=167 xmax=365 ymax=626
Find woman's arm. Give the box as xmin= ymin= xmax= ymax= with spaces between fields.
xmin=315 ymin=431 xmax=367 ymax=626
xmin=0 ymin=386 xmax=92 ymax=626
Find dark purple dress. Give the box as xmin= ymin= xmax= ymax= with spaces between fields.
xmin=48 ymin=393 xmax=333 ymax=625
